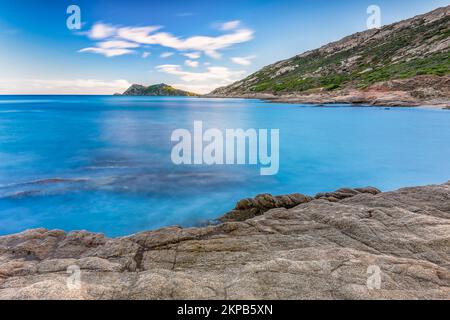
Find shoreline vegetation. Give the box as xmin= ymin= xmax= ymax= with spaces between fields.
xmin=0 ymin=181 xmax=449 ymax=299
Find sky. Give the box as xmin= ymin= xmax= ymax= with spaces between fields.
xmin=0 ymin=0 xmax=448 ymax=94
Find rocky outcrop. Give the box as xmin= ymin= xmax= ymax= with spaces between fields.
xmin=220 ymin=187 xmax=381 ymax=222
xmin=1 ymin=182 xmax=450 ymax=300
xmin=260 ymin=75 xmax=450 ymax=107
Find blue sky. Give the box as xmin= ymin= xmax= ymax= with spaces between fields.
xmin=0 ymin=0 xmax=448 ymax=94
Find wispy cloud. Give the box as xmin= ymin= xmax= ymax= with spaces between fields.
xmin=185 ymin=60 xmax=199 ymax=68
xmin=79 ymin=47 xmax=134 ymax=57
xmin=88 ymin=23 xmax=117 ymax=39
xmin=156 ymin=64 xmax=245 ymax=82
xmin=231 ymin=55 xmax=256 ymax=66
xmin=182 ymin=52 xmax=201 ymax=59
xmin=160 ymin=52 xmax=175 ymax=58
xmin=80 ymin=22 xmax=254 ymax=59
xmin=220 ymin=20 xmax=240 ymax=31
xmin=142 ymin=51 xmax=151 ymax=58
xmin=0 ymin=78 xmax=131 ymax=94
xmin=79 ymin=39 xmax=139 ymax=57
xmin=156 ymin=64 xmax=246 ymax=93
xmin=98 ymin=40 xmax=140 ymax=49
xmin=171 ymin=83 xmax=218 ymax=94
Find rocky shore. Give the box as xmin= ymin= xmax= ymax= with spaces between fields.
xmin=207 ymin=76 xmax=450 ymax=108
xmin=1 ymin=181 xmax=449 ymax=300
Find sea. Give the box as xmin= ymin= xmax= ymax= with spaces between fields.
xmin=1 ymin=95 xmax=449 ymax=236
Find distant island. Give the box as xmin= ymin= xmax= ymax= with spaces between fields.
xmin=117 ymin=83 xmax=199 ymax=97
xmin=207 ymin=6 xmax=450 ymax=107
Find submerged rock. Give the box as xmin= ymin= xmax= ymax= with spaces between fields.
xmin=0 ymin=182 xmax=449 ymax=300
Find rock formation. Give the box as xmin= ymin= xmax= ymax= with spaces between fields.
xmin=0 ymin=182 xmax=449 ymax=300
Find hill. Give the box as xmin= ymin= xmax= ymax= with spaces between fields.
xmin=119 ymin=83 xmax=198 ymax=96
xmin=209 ymin=6 xmax=450 ymax=107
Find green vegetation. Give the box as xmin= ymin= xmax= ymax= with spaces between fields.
xmin=248 ymin=50 xmax=449 ymax=94
xmin=219 ymin=12 xmax=450 ymax=96
xmin=357 ymin=52 xmax=450 ymax=88
xmin=122 ymin=83 xmax=198 ymax=96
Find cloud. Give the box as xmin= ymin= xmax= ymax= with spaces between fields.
xmin=160 ymin=52 xmax=174 ymax=58
xmin=116 ymin=26 xmax=163 ymax=41
xmin=185 ymin=60 xmax=199 ymax=68
xmin=156 ymin=64 xmax=245 ymax=93
xmin=98 ymin=40 xmax=140 ymax=49
xmin=204 ymin=50 xmax=222 ymax=59
xmin=0 ymin=78 xmax=131 ymax=94
xmin=156 ymin=64 xmax=244 ymax=82
xmin=220 ymin=20 xmax=240 ymax=31
xmin=88 ymin=23 xmax=117 ymax=39
xmin=79 ymin=47 xmax=134 ymax=57
xmin=113 ymin=24 xmax=254 ymax=59
xmin=171 ymin=83 xmax=219 ymax=94
xmin=142 ymin=52 xmax=151 ymax=58
xmin=231 ymin=55 xmax=256 ymax=66
xmin=182 ymin=52 xmax=201 ymax=59
xmin=79 ymin=40 xmax=139 ymax=57
xmin=81 ymin=22 xmax=254 ymax=59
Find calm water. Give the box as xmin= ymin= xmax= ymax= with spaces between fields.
xmin=1 ymin=96 xmax=449 ymax=236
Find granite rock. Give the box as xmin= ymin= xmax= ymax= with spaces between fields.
xmin=0 ymin=182 xmax=449 ymax=300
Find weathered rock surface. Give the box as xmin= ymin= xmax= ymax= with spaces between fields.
xmin=1 ymin=182 xmax=449 ymax=300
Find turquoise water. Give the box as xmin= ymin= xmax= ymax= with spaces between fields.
xmin=1 ymin=96 xmax=449 ymax=236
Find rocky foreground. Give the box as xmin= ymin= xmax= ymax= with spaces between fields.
xmin=1 ymin=182 xmax=450 ymax=300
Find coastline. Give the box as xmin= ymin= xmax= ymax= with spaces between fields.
xmin=204 ymin=75 xmax=450 ymax=109
xmin=1 ymin=181 xmax=449 ymax=300
xmin=203 ymin=91 xmax=450 ymax=109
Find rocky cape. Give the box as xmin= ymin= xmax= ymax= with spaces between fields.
xmin=207 ymin=6 xmax=450 ymax=108
xmin=118 ymin=83 xmax=198 ymax=97
xmin=1 ymin=181 xmax=449 ymax=300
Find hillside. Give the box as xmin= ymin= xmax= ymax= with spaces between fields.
xmin=119 ymin=83 xmax=198 ymax=96
xmin=209 ymin=6 xmax=450 ymax=106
